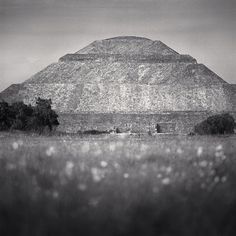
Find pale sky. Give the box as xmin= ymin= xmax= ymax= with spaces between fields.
xmin=0 ymin=0 xmax=235 ymax=92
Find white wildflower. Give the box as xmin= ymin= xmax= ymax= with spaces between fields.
xmin=221 ymin=176 xmax=227 ymax=183
xmin=165 ymin=148 xmax=171 ymax=153
xmin=197 ymin=146 xmax=203 ymax=157
xmin=157 ymin=173 xmax=162 ymax=179
xmin=140 ymin=144 xmax=148 ymax=152
xmin=109 ymin=143 xmax=116 ymax=152
xmin=65 ymin=161 xmax=74 ymax=177
xmin=214 ymin=176 xmax=220 ymax=183
xmin=177 ymin=147 xmax=183 ymax=154
xmin=91 ymin=168 xmax=103 ymax=182
xmin=46 ymin=146 xmax=56 ymax=156
xmin=12 ymin=142 xmax=19 ymax=150
xmin=123 ymin=173 xmax=129 ymax=179
xmin=162 ymin=178 xmax=170 ymax=185
xmin=78 ymin=184 xmax=87 ymax=191
xmin=100 ymin=161 xmax=108 ymax=168
xmin=199 ymin=160 xmax=208 ymax=168
xmin=166 ymin=166 xmax=172 ymax=174
xmin=114 ymin=162 xmax=120 ymax=169
xmin=81 ymin=142 xmax=90 ymax=153
xmin=216 ymin=145 xmax=223 ymax=151
xmin=52 ymin=191 xmax=59 ymax=199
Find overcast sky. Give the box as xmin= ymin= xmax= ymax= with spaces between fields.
xmin=0 ymin=0 xmax=235 ymax=92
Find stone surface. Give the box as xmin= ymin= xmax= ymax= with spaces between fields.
xmin=1 ymin=36 xmax=235 ymax=133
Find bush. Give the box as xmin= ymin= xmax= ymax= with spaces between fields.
xmin=155 ymin=124 xmax=161 ymax=133
xmin=82 ymin=130 xmax=109 ymax=135
xmin=194 ymin=113 xmax=236 ymax=135
xmin=0 ymin=101 xmax=14 ymax=130
xmin=0 ymin=98 xmax=59 ymax=133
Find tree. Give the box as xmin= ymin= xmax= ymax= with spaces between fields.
xmin=11 ymin=102 xmax=33 ymax=130
xmin=194 ymin=113 xmax=235 ymax=135
xmin=0 ymin=100 xmax=12 ymax=130
xmin=30 ymin=98 xmax=59 ymax=132
xmin=0 ymin=98 xmax=59 ymax=133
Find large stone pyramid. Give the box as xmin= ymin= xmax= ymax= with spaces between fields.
xmin=1 ymin=36 xmax=236 ymax=133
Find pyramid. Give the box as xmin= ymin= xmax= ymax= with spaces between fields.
xmin=1 ymin=36 xmax=236 ymax=133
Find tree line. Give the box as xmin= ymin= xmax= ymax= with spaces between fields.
xmin=0 ymin=98 xmax=59 ymax=133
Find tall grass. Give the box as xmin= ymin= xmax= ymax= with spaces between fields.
xmin=0 ymin=133 xmax=236 ymax=236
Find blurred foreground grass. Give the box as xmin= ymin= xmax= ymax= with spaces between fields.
xmin=0 ymin=132 xmax=236 ymax=236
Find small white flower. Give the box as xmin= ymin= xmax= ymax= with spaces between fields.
xmin=46 ymin=146 xmax=56 ymax=156
xmin=157 ymin=173 xmax=162 ymax=179
xmin=81 ymin=142 xmax=90 ymax=153
xmin=140 ymin=144 xmax=148 ymax=152
xmin=109 ymin=143 xmax=116 ymax=152
xmin=114 ymin=162 xmax=120 ymax=169
xmin=214 ymin=176 xmax=220 ymax=183
xmin=166 ymin=166 xmax=172 ymax=174
xmin=123 ymin=173 xmax=129 ymax=179
xmin=65 ymin=161 xmax=74 ymax=177
xmin=216 ymin=145 xmax=223 ymax=151
xmin=12 ymin=142 xmax=19 ymax=150
xmin=177 ymin=148 xmax=183 ymax=154
xmin=199 ymin=160 xmax=208 ymax=168
xmin=78 ymin=184 xmax=87 ymax=191
xmin=197 ymin=146 xmax=203 ymax=157
xmin=221 ymin=176 xmax=227 ymax=183
xmin=100 ymin=161 xmax=108 ymax=168
xmin=165 ymin=148 xmax=171 ymax=153
xmin=91 ymin=168 xmax=103 ymax=182
xmin=162 ymin=178 xmax=170 ymax=185
xmin=52 ymin=191 xmax=59 ymax=199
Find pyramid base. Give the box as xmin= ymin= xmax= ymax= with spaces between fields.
xmin=57 ymin=111 xmax=236 ymax=134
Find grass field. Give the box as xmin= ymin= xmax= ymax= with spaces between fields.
xmin=0 ymin=132 xmax=236 ymax=236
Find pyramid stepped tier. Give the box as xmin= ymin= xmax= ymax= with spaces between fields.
xmin=24 ymin=61 xmax=224 ymax=86
xmin=59 ymin=53 xmax=197 ymax=63
xmin=1 ymin=36 xmax=235 ymax=133
xmin=76 ymin=36 xmax=179 ymax=55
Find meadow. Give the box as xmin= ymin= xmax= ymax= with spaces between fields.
xmin=0 ymin=132 xmax=236 ymax=236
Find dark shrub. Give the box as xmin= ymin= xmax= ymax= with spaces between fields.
xmin=11 ymin=102 xmax=34 ymax=130
xmin=0 ymin=100 xmax=12 ymax=130
xmin=194 ymin=113 xmax=235 ymax=135
xmin=115 ymin=127 xmax=121 ymax=133
xmin=82 ymin=130 xmax=109 ymax=135
xmin=0 ymin=98 xmax=59 ymax=133
xmin=30 ymin=98 xmax=59 ymax=132
xmin=156 ymin=124 xmax=161 ymax=133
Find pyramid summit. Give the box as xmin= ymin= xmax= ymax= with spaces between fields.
xmin=75 ymin=36 xmax=179 ymax=55
xmin=1 ymin=36 xmax=236 ymax=133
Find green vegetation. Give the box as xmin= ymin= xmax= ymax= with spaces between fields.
xmin=0 ymin=133 xmax=236 ymax=236
xmin=0 ymin=98 xmax=59 ymax=133
xmin=194 ymin=113 xmax=235 ymax=135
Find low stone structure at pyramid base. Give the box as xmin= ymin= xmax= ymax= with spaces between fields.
xmin=1 ymin=36 xmax=236 ymax=133
xmin=56 ymin=111 xmax=236 ymax=134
